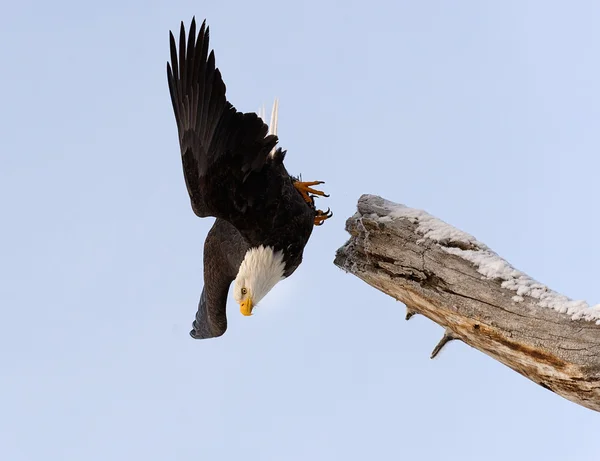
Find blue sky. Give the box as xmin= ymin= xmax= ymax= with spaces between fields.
xmin=2 ymin=0 xmax=600 ymax=459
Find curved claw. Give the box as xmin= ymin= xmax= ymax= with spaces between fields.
xmin=314 ymin=208 xmax=333 ymax=226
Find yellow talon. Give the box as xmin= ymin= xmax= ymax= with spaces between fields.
xmin=314 ymin=208 xmax=333 ymax=226
xmin=294 ymin=180 xmax=329 ymax=204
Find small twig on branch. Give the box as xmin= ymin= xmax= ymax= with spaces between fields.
xmin=430 ymin=329 xmax=457 ymax=359
xmin=405 ymin=308 xmax=417 ymax=321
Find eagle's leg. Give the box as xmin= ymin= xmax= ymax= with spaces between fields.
xmin=314 ymin=208 xmax=333 ymax=226
xmin=293 ymin=180 xmax=329 ymax=204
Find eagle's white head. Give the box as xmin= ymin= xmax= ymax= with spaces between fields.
xmin=233 ymin=246 xmax=286 ymax=316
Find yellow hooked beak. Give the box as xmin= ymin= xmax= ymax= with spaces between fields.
xmin=240 ymin=297 xmax=254 ymax=316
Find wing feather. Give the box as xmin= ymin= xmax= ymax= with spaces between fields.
xmin=167 ymin=18 xmax=278 ymax=222
xmin=190 ymin=219 xmax=248 ymax=339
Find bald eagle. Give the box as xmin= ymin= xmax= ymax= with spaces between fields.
xmin=167 ymin=18 xmax=332 ymax=339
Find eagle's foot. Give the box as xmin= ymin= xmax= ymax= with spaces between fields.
xmin=314 ymin=208 xmax=333 ymax=226
xmin=293 ymin=180 xmax=329 ymax=204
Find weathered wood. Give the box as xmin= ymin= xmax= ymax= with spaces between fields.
xmin=334 ymin=194 xmax=600 ymax=412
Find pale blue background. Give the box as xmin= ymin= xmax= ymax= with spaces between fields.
xmin=2 ymin=1 xmax=599 ymax=459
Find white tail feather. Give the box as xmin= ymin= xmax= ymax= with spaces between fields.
xmin=269 ymin=98 xmax=278 ymax=137
xmin=257 ymin=98 xmax=279 ymax=158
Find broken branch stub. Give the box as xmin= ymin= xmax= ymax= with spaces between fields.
xmin=334 ymin=194 xmax=600 ymax=412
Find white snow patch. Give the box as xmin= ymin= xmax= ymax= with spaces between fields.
xmin=360 ymin=194 xmax=600 ymax=324
xmin=387 ymin=205 xmax=480 ymax=248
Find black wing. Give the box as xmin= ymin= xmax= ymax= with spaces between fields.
xmin=167 ymin=18 xmax=278 ymax=224
xmin=190 ymin=219 xmax=248 ymax=339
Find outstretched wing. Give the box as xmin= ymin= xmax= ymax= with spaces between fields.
xmin=167 ymin=18 xmax=278 ymax=224
xmin=190 ymin=219 xmax=248 ymax=339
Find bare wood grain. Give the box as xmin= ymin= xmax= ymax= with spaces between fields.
xmin=334 ymin=194 xmax=600 ymax=412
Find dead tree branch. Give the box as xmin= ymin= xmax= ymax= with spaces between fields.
xmin=334 ymin=194 xmax=600 ymax=412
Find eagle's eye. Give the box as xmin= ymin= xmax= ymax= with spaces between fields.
xmin=241 ymin=287 xmax=247 ymax=296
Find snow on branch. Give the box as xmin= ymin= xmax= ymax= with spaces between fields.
xmin=334 ymin=194 xmax=600 ymax=412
